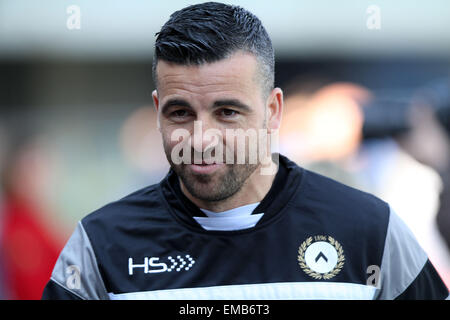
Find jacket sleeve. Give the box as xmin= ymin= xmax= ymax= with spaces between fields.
xmin=41 ymin=221 xmax=110 ymax=300
xmin=374 ymin=206 xmax=449 ymax=300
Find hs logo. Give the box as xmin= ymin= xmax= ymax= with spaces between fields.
xmin=128 ymin=255 xmax=195 ymax=275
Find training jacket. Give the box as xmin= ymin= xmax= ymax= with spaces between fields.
xmin=42 ymin=155 xmax=449 ymax=300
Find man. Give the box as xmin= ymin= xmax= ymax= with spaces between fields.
xmin=42 ymin=2 xmax=449 ymax=300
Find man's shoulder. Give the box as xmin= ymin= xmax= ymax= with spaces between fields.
xmin=303 ymin=168 xmax=388 ymax=210
xmin=293 ymin=166 xmax=391 ymax=232
xmin=80 ymin=181 xmax=167 ymax=230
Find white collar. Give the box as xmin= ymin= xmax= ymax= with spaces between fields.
xmin=193 ymin=202 xmax=264 ymax=231
xmin=200 ymin=202 xmax=260 ymax=218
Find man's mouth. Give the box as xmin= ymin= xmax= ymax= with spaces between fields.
xmin=188 ymin=161 xmax=224 ymax=174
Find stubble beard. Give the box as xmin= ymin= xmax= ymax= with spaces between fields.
xmin=163 ymin=140 xmax=259 ymax=203
xmin=177 ymin=162 xmax=258 ymax=202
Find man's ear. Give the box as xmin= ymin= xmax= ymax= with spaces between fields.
xmin=267 ymin=87 xmax=283 ymax=133
xmin=152 ymin=90 xmax=161 ymax=131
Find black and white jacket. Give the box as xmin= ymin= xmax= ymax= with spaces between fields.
xmin=42 ymin=155 xmax=449 ymax=300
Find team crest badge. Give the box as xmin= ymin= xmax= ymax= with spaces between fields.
xmin=298 ymin=235 xmax=345 ymax=280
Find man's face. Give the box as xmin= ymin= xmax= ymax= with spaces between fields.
xmin=153 ymin=52 xmax=277 ymax=202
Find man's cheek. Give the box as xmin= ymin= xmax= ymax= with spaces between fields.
xmin=165 ymin=129 xmax=192 ymax=165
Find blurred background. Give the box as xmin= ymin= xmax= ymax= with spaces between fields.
xmin=0 ymin=0 xmax=449 ymax=299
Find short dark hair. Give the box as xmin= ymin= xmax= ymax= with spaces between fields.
xmin=152 ymin=2 xmax=275 ymax=97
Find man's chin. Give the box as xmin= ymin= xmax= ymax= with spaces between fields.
xmin=173 ymin=162 xmax=259 ymax=203
xmin=180 ymin=178 xmax=229 ymax=202
xmin=176 ymin=166 xmax=234 ymax=202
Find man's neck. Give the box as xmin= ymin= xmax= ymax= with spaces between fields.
xmin=180 ymin=161 xmax=278 ymax=212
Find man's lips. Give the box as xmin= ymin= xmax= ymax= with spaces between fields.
xmin=188 ymin=161 xmax=224 ymax=174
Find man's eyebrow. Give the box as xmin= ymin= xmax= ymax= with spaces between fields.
xmin=212 ymin=99 xmax=252 ymax=112
xmin=160 ymin=99 xmax=193 ymax=115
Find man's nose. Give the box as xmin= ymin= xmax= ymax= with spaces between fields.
xmin=191 ymin=117 xmax=221 ymax=153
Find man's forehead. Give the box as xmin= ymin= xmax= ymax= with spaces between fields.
xmin=155 ymin=51 xmax=260 ymax=94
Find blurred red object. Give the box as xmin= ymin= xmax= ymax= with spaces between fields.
xmin=0 ymin=135 xmax=67 ymax=299
xmin=1 ymin=196 xmax=63 ymax=300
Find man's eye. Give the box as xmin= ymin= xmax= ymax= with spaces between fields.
xmin=219 ymin=109 xmax=238 ymax=117
xmin=171 ymin=110 xmax=189 ymax=118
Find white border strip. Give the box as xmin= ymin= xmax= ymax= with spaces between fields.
xmin=109 ymin=282 xmax=377 ymax=300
